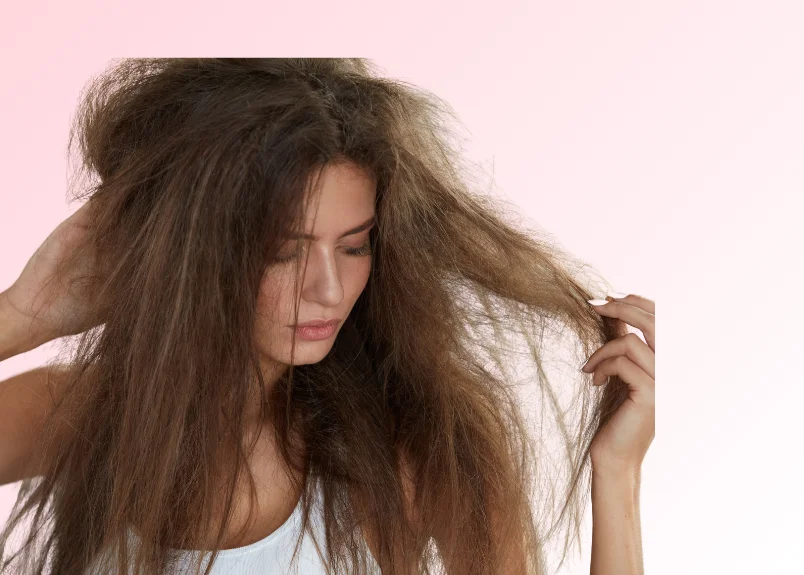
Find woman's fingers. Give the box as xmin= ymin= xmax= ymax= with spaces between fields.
xmin=609 ymin=292 xmax=654 ymax=314
xmin=581 ymin=332 xmax=655 ymax=380
xmin=587 ymin=294 xmax=655 ymax=352
xmin=592 ymin=354 xmax=654 ymax=397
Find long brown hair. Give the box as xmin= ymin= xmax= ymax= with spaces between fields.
xmin=0 ymin=58 xmax=628 ymax=575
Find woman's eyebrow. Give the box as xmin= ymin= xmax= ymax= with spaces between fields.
xmin=287 ymin=214 xmax=376 ymax=241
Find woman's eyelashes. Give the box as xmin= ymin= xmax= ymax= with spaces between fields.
xmin=273 ymin=241 xmax=373 ymax=264
xmin=344 ymin=242 xmax=373 ymax=257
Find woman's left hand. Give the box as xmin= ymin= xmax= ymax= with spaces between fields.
xmin=582 ymin=293 xmax=655 ymax=476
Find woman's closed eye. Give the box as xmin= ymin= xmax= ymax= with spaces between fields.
xmin=273 ymin=240 xmax=373 ymax=264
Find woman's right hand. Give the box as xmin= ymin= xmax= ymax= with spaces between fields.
xmin=3 ymin=200 xmax=104 ymax=346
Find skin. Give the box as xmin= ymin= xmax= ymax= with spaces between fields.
xmin=248 ymin=160 xmax=377 ymax=422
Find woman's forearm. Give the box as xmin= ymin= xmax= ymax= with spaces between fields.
xmin=589 ymin=466 xmax=644 ymax=575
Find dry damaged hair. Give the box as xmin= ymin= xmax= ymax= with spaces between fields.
xmin=0 ymin=58 xmax=629 ymax=575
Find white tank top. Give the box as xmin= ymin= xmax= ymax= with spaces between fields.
xmin=85 ymin=480 xmax=381 ymax=574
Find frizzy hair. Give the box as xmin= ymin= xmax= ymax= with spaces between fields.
xmin=0 ymin=58 xmax=628 ymax=575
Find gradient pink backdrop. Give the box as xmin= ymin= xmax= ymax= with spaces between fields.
xmin=1 ymin=1 xmax=802 ymax=573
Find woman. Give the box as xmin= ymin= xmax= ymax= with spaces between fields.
xmin=0 ymin=58 xmax=654 ymax=574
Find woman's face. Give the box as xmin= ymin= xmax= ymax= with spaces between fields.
xmin=255 ymin=161 xmax=377 ymax=372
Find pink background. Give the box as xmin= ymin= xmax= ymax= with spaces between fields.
xmin=1 ymin=1 xmax=802 ymax=573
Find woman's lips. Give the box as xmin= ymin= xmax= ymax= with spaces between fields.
xmin=292 ymin=318 xmax=341 ymax=328
xmin=292 ymin=323 xmax=338 ymax=341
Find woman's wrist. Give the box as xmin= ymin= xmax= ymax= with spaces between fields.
xmin=0 ymin=289 xmax=45 ymax=361
xmin=591 ymin=456 xmax=642 ymax=484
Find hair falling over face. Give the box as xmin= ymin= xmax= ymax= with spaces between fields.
xmin=0 ymin=58 xmax=629 ymax=575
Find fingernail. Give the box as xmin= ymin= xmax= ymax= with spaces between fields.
xmin=587 ymin=299 xmax=608 ymax=306
xmin=607 ymin=292 xmax=628 ymax=299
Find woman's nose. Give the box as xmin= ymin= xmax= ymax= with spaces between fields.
xmin=300 ymin=248 xmax=344 ymax=304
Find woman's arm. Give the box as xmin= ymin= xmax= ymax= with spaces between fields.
xmin=582 ymin=294 xmax=654 ymax=575
xmin=590 ymin=466 xmax=643 ymax=575
xmin=0 ymin=290 xmax=82 ymax=486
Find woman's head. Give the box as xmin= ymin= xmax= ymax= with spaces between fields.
xmin=1 ymin=58 xmax=628 ymax=575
